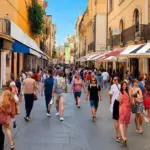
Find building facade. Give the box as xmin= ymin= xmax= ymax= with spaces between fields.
xmin=0 ymin=0 xmax=56 ymax=88
xmin=77 ymin=0 xmax=107 ymax=68
xmin=107 ymin=0 xmax=150 ymax=75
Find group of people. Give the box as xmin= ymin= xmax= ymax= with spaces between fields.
xmin=0 ymin=64 xmax=150 ymax=149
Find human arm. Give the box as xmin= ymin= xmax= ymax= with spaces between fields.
xmin=41 ymin=82 xmax=45 ymax=96
xmin=109 ymin=85 xmax=113 ymax=104
xmin=86 ymin=85 xmax=90 ymax=101
xmin=98 ymin=85 xmax=102 ymax=101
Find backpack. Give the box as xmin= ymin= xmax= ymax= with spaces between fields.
xmin=57 ymin=76 xmax=66 ymax=90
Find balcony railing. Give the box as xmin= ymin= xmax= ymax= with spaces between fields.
xmin=88 ymin=42 xmax=95 ymax=52
xmin=0 ymin=18 xmax=11 ymax=35
xmin=108 ymin=24 xmax=150 ymax=48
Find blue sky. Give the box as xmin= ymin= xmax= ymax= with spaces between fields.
xmin=46 ymin=0 xmax=87 ymax=46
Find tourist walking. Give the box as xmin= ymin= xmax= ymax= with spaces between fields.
xmin=129 ymin=79 xmax=144 ymax=134
xmin=54 ymin=71 xmax=67 ymax=121
xmin=72 ymin=73 xmax=86 ymax=108
xmin=119 ymin=81 xmax=131 ymax=145
xmin=22 ymin=72 xmax=36 ymax=121
xmin=96 ymin=72 xmax=103 ymax=88
xmin=86 ymin=77 xmax=102 ymax=122
xmin=0 ymin=90 xmax=16 ymax=149
xmin=102 ymin=70 xmax=109 ymax=90
xmin=41 ymin=70 xmax=55 ymax=117
xmin=109 ymin=76 xmax=121 ymax=142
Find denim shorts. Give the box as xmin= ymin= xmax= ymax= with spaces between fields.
xmin=74 ymin=92 xmax=81 ymax=98
xmin=90 ymin=100 xmax=99 ymax=109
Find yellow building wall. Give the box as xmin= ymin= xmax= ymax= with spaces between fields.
xmin=108 ymin=0 xmax=147 ymax=30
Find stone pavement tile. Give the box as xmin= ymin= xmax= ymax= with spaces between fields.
xmin=5 ymin=142 xmax=64 ymax=150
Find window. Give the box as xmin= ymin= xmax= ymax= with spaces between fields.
xmin=134 ymin=9 xmax=139 ymax=32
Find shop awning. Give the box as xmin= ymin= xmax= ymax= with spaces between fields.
xmin=30 ymin=49 xmax=42 ymax=58
xmin=10 ymin=21 xmax=43 ymax=55
xmin=12 ymin=41 xmax=29 ymax=53
xmin=105 ymin=48 xmax=125 ymax=57
xmin=136 ymin=43 xmax=150 ymax=54
xmin=86 ymin=53 xmax=100 ymax=61
xmin=120 ymin=44 xmax=145 ymax=56
xmin=106 ymin=56 xmax=117 ymax=61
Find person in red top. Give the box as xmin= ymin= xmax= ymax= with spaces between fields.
xmin=86 ymin=71 xmax=92 ymax=84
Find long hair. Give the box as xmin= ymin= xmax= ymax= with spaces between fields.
xmin=90 ymin=77 xmax=97 ymax=84
xmin=145 ymin=77 xmax=150 ymax=92
xmin=120 ymin=81 xmax=128 ymax=94
xmin=0 ymin=90 xmax=12 ymax=110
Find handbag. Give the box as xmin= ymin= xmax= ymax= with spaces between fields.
xmin=131 ymin=99 xmax=137 ymax=113
xmin=34 ymin=94 xmax=38 ymax=101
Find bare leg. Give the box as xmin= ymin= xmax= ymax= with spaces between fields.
xmin=139 ymin=113 xmax=144 ymax=131
xmin=135 ymin=114 xmax=139 ymax=130
xmin=60 ymin=101 xmax=64 ymax=118
xmin=147 ymin=109 xmax=150 ymax=120
xmin=77 ymin=97 xmax=81 ymax=107
xmin=120 ymin=123 xmax=125 ymax=140
xmin=115 ymin=120 xmax=120 ymax=137
xmin=56 ymin=100 xmax=59 ymax=113
xmin=4 ymin=124 xmax=13 ymax=147
xmin=91 ymin=108 xmax=96 ymax=117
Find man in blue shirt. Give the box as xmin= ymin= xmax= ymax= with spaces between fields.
xmin=41 ymin=70 xmax=55 ymax=117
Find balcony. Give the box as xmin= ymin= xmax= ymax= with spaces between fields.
xmin=0 ymin=19 xmax=11 ymax=35
xmin=40 ymin=40 xmax=48 ymax=53
xmin=108 ymin=24 xmax=150 ymax=48
xmin=88 ymin=42 xmax=95 ymax=52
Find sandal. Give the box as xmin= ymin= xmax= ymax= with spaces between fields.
xmin=10 ymin=142 xmax=14 ymax=149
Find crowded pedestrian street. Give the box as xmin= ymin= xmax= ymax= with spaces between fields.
xmin=3 ymin=85 xmax=150 ymax=150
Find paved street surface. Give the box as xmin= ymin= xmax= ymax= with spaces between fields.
xmin=4 ymin=85 xmax=150 ymax=150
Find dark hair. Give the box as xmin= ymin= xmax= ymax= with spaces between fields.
xmin=138 ymin=75 xmax=144 ymax=81
xmin=48 ymin=70 xmax=53 ymax=76
xmin=120 ymin=81 xmax=128 ymax=94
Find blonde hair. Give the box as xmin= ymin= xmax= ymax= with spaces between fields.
xmin=0 ymin=90 xmax=12 ymax=109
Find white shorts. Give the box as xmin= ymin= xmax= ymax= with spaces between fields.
xmin=55 ymin=93 xmax=65 ymax=102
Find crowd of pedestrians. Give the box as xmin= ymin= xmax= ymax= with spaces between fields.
xmin=0 ymin=64 xmax=150 ymax=149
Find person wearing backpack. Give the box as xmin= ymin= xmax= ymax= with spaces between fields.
xmin=54 ymin=71 xmax=67 ymax=121
xmin=86 ymin=77 xmax=102 ymax=122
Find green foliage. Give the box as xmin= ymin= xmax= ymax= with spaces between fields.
xmin=28 ymin=2 xmax=44 ymax=35
xmin=52 ymin=50 xmax=57 ymax=58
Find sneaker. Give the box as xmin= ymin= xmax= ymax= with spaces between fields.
xmin=24 ymin=117 xmax=30 ymax=122
xmin=116 ymin=137 xmax=121 ymax=142
xmin=92 ymin=117 xmax=96 ymax=122
xmin=46 ymin=113 xmax=52 ymax=117
xmin=56 ymin=112 xmax=59 ymax=116
xmin=78 ymin=105 xmax=81 ymax=109
xmin=60 ymin=117 xmax=64 ymax=121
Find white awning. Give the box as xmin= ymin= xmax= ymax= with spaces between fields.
xmin=10 ymin=21 xmax=43 ymax=55
xmin=137 ymin=43 xmax=150 ymax=54
xmin=30 ymin=49 xmax=41 ymax=58
xmin=86 ymin=53 xmax=100 ymax=61
xmin=106 ymin=56 xmax=117 ymax=61
xmin=120 ymin=44 xmax=143 ymax=55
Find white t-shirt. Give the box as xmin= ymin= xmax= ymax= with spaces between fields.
xmin=102 ymin=72 xmax=109 ymax=81
xmin=109 ymin=84 xmax=121 ymax=113
xmin=22 ymin=73 xmax=26 ymax=80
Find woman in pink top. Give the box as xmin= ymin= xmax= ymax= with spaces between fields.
xmin=119 ymin=81 xmax=131 ymax=145
xmin=72 ymin=73 xmax=85 ymax=108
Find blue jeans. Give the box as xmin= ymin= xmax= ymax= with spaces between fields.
xmin=103 ymin=80 xmax=107 ymax=89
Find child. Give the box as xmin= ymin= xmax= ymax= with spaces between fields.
xmin=9 ymin=82 xmax=19 ymax=128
